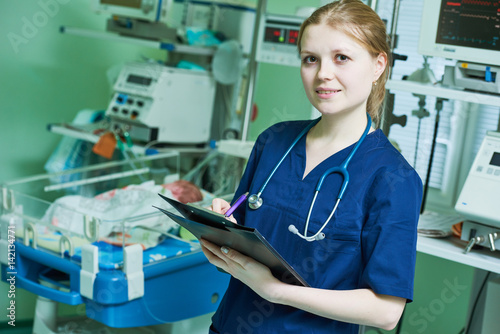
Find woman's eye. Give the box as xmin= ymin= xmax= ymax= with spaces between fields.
xmin=302 ymin=56 xmax=317 ymax=64
xmin=335 ymin=54 xmax=349 ymax=62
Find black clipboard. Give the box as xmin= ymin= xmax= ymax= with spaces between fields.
xmin=154 ymin=194 xmax=310 ymax=287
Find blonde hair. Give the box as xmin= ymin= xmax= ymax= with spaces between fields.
xmin=297 ymin=0 xmax=390 ymax=125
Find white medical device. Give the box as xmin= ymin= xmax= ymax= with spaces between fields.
xmin=256 ymin=14 xmax=304 ymax=67
xmin=418 ymin=0 xmax=500 ymax=67
xmin=91 ymin=0 xmax=177 ymax=40
xmin=442 ymin=62 xmax=500 ymax=95
xmin=91 ymin=0 xmax=170 ymax=23
xmin=105 ymin=62 xmax=216 ymax=144
xmin=455 ymin=131 xmax=500 ymax=252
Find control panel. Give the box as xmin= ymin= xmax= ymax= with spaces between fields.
xmin=105 ymin=62 xmax=216 ymax=144
xmin=256 ymin=14 xmax=304 ymax=67
xmin=108 ymin=93 xmax=152 ymax=122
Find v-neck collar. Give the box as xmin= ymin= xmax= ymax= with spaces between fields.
xmin=295 ymin=128 xmax=380 ymax=181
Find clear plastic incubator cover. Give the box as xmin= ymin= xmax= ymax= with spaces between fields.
xmin=0 ymin=152 xmax=206 ymax=270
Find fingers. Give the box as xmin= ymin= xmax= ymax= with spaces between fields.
xmin=200 ymin=239 xmax=280 ymax=301
xmin=202 ymin=239 xmax=248 ymax=268
xmin=200 ymin=238 xmax=220 ymax=254
xmin=200 ymin=239 xmax=248 ymax=271
xmin=207 ymin=198 xmax=239 ymax=224
xmin=211 ymin=198 xmax=231 ymax=215
xmin=200 ymin=239 xmax=229 ymax=269
xmin=225 ymin=214 xmax=237 ymax=224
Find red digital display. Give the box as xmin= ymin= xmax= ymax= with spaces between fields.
xmin=289 ymin=29 xmax=298 ymax=45
xmin=264 ymin=27 xmax=299 ymax=45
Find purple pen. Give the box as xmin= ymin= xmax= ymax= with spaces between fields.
xmin=224 ymin=192 xmax=249 ymax=217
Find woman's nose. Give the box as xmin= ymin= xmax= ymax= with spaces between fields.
xmin=317 ymin=61 xmax=335 ymax=81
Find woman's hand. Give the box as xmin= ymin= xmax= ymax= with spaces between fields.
xmin=200 ymin=239 xmax=282 ymax=302
xmin=209 ymin=198 xmax=237 ymax=223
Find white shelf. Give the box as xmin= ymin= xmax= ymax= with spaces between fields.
xmin=48 ymin=123 xmax=100 ymax=143
xmin=386 ymin=79 xmax=500 ymax=107
xmin=48 ymin=123 xmax=210 ymax=156
xmin=216 ymin=139 xmax=254 ymax=159
xmin=417 ymin=236 xmax=500 ymax=274
xmin=60 ymin=26 xmax=216 ymax=56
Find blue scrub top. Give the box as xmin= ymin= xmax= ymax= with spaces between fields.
xmin=211 ymin=119 xmax=423 ymax=334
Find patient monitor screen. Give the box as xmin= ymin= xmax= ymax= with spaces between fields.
xmin=490 ymin=152 xmax=500 ymax=167
xmin=436 ymin=1 xmax=500 ymax=52
xmin=127 ymin=74 xmax=152 ymax=86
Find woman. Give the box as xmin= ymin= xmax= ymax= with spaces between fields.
xmin=201 ymin=1 xmax=423 ymax=333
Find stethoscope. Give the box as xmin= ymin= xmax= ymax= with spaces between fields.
xmin=247 ymin=113 xmax=372 ymax=242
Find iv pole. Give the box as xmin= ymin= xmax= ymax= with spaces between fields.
xmin=240 ymin=0 xmax=267 ymax=141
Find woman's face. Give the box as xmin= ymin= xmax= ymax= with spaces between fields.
xmin=300 ymin=23 xmax=386 ymax=118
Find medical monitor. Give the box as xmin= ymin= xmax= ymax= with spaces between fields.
xmin=418 ymin=0 xmax=500 ymax=67
xmin=256 ymin=14 xmax=304 ymax=67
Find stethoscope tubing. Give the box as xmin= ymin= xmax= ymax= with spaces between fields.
xmin=250 ymin=114 xmax=372 ymax=241
xmin=254 ymin=117 xmax=321 ymax=197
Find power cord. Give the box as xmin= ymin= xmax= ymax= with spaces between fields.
xmin=460 ymin=271 xmax=492 ymax=334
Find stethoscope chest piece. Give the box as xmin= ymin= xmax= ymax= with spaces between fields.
xmin=247 ymin=194 xmax=263 ymax=210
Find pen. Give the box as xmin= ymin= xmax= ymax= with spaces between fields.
xmin=224 ymin=192 xmax=249 ymax=217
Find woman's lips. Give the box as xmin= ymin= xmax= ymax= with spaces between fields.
xmin=316 ymin=88 xmax=340 ymax=98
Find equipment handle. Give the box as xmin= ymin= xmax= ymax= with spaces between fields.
xmin=15 ymin=273 xmax=83 ymax=305
xmin=11 ymin=242 xmax=84 ymax=305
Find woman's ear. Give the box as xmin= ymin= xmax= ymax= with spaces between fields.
xmin=373 ymin=52 xmax=388 ymax=81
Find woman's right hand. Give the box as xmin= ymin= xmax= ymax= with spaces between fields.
xmin=210 ymin=198 xmax=237 ymax=223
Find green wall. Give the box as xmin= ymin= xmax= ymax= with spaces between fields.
xmin=249 ymin=62 xmax=312 ymax=140
xmin=247 ymin=0 xmax=318 ymax=140
xmin=385 ymin=253 xmax=474 ymax=334
xmin=0 ymin=0 xmax=476 ymax=332
xmin=0 ymin=0 xmax=166 ymax=182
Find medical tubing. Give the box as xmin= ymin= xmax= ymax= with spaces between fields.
xmin=303 ymin=191 xmax=320 ymax=237
xmin=183 ymin=150 xmax=219 ymax=182
xmin=317 ymin=199 xmax=341 ymax=237
xmin=314 ymin=114 xmax=371 ymax=198
xmin=123 ymin=130 xmax=149 ymax=171
xmin=300 ymin=115 xmax=372 ymax=240
xmin=315 ymin=166 xmax=348 ymax=196
xmin=115 ymin=133 xmax=147 ymax=182
xmin=257 ymin=118 xmax=320 ymax=194
xmin=155 ymin=0 xmax=163 ymax=22
xmin=342 ymin=113 xmax=372 ymax=167
xmin=303 ymin=198 xmax=341 ymax=242
xmin=420 ymin=101 xmax=443 ymax=214
xmin=120 ymin=148 xmax=143 ymax=181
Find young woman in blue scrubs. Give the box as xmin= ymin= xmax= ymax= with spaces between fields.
xmin=201 ymin=1 xmax=423 ymax=333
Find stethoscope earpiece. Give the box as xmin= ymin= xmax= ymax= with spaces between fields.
xmin=316 ymin=233 xmax=325 ymax=241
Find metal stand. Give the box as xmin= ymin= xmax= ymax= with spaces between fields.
xmin=420 ymin=98 xmax=446 ymax=213
xmin=33 ymin=280 xmax=59 ymax=334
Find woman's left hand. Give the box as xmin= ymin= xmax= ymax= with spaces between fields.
xmin=200 ymin=239 xmax=282 ymax=302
